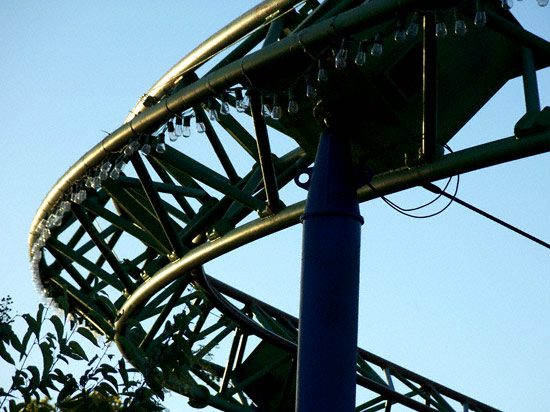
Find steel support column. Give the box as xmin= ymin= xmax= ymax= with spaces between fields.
xmin=422 ymin=13 xmax=437 ymax=163
xmin=522 ymin=48 xmax=541 ymax=114
xmin=296 ymin=129 xmax=363 ymax=412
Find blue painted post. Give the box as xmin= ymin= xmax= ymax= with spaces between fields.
xmin=296 ymin=128 xmax=363 ymax=412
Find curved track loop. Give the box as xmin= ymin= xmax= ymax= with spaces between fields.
xmin=28 ymin=0 xmax=550 ymax=411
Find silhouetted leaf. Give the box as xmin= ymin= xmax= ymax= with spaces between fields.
xmin=118 ymin=358 xmax=129 ymax=387
xmin=27 ymin=365 xmax=40 ymax=390
xmin=0 ymin=341 xmax=15 ymax=365
xmin=77 ymin=326 xmax=99 ymax=347
xmin=23 ymin=313 xmax=41 ymax=340
xmin=68 ymin=340 xmax=88 ymax=361
xmin=40 ymin=342 xmax=53 ymax=373
xmin=20 ymin=328 xmax=33 ymax=360
xmin=49 ymin=314 xmax=64 ymax=343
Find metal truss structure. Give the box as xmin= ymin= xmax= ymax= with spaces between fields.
xmin=28 ymin=0 xmax=550 ymax=411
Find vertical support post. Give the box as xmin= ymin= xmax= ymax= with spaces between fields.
xmin=422 ymin=13 xmax=437 ymax=163
xmin=522 ymin=48 xmax=541 ymax=114
xmin=249 ymin=89 xmax=280 ymax=213
xmin=296 ymin=129 xmax=363 ymax=412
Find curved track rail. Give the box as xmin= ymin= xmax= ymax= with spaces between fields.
xmin=29 ymin=0 xmax=550 ymax=411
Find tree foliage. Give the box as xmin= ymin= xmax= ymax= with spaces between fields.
xmin=0 ymin=296 xmax=166 ymax=411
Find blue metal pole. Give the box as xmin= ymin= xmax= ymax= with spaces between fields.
xmin=296 ymin=128 xmax=363 ymax=412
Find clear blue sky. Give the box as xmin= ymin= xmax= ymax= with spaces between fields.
xmin=1 ymin=2 xmax=549 ymax=411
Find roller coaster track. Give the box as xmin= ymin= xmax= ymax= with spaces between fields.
xmin=28 ymin=0 xmax=550 ymax=411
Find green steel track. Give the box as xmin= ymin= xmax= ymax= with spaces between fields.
xmin=28 ymin=0 xmax=550 ymax=411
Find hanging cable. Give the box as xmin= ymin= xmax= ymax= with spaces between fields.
xmin=371 ymin=174 xmax=459 ymax=219
xmin=423 ymin=183 xmax=550 ymax=250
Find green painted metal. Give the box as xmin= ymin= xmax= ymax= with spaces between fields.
xmin=101 ymin=179 xmax=174 ymax=255
xmin=151 ymin=147 xmax=266 ymax=212
xmin=80 ymin=196 xmax=165 ymax=252
xmin=27 ymin=1 xmax=550 ymax=411
xmin=216 ymin=114 xmax=260 ymax=161
xmin=249 ymin=90 xmax=280 ymax=213
xmin=46 ymin=238 xmax=124 ymax=291
xmin=116 ymin=175 xmax=208 ymax=199
xmin=194 ymin=106 xmax=241 ymax=184
xmin=131 ymin=153 xmax=186 ymax=256
xmin=71 ymin=204 xmax=135 ymax=292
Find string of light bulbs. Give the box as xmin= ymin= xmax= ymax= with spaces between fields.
xmin=30 ymin=0 xmax=548 ymax=294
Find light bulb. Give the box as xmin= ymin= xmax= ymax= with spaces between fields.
xmin=99 ymin=168 xmax=109 ymax=181
xmin=220 ymin=93 xmax=230 ymax=115
xmin=123 ymin=140 xmax=139 ymax=156
xmin=76 ymin=189 xmax=87 ymax=204
xmin=306 ymin=77 xmax=317 ymax=99
xmin=271 ymin=95 xmax=282 ymax=120
xmin=156 ymin=142 xmax=166 ymax=153
xmin=110 ymin=161 xmax=124 ymax=180
xmin=196 ymin=120 xmax=206 ymax=133
xmin=183 ymin=116 xmax=191 ymax=137
xmin=317 ymin=61 xmax=328 ymax=82
xmin=220 ymin=102 xmax=230 ymax=115
xmin=454 ymin=11 xmax=467 ymax=36
xmin=91 ymin=176 xmax=102 ymax=189
xmin=166 ymin=120 xmax=175 ymax=141
xmin=370 ymin=33 xmax=383 ymax=57
xmin=235 ymin=89 xmax=249 ymax=112
xmin=140 ymin=143 xmax=151 ymax=156
xmin=335 ymin=39 xmax=348 ymax=70
xmin=168 ymin=133 xmax=178 ymax=143
xmin=46 ymin=214 xmax=59 ymax=228
xmin=220 ymin=92 xmax=229 ymax=116
xmin=156 ymin=134 xmax=166 ymax=154
xmin=355 ymin=42 xmax=367 ymax=66
xmin=435 ymin=16 xmax=448 ymax=38
xmin=537 ymin=0 xmax=548 ymax=6
xmin=99 ymin=162 xmax=111 ymax=179
xmin=174 ymin=116 xmax=184 ymax=137
xmin=501 ymin=0 xmax=512 ymax=9
xmin=406 ymin=13 xmax=420 ymax=37
xmin=85 ymin=176 xmax=94 ymax=188
xmin=394 ymin=20 xmax=406 ymax=43
xmin=36 ymin=218 xmax=47 ymax=233
xmin=287 ymin=91 xmax=299 ymax=114
xmin=61 ymin=200 xmax=71 ymax=214
xmin=474 ymin=9 xmax=486 ymax=27
xmin=208 ymin=104 xmax=219 ymax=121
xmin=287 ymin=99 xmax=299 ymax=114
xmin=40 ymin=227 xmax=51 ymax=242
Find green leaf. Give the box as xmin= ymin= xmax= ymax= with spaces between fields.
xmin=27 ymin=365 xmax=40 ymax=390
xmin=49 ymin=314 xmax=64 ymax=343
xmin=36 ymin=303 xmax=45 ymax=324
xmin=8 ymin=329 xmax=22 ymax=353
xmin=0 ymin=341 xmax=15 ymax=365
xmin=117 ymin=336 xmax=147 ymax=371
xmin=97 ymin=381 xmax=117 ymax=396
xmin=40 ymin=342 xmax=53 ymax=373
xmin=23 ymin=313 xmax=41 ymax=340
xmin=118 ymin=358 xmax=129 ymax=387
xmin=87 ymin=353 xmax=99 ymax=366
xmin=67 ymin=340 xmax=88 ymax=361
xmin=20 ymin=328 xmax=33 ymax=361
xmin=102 ymin=373 xmax=119 ymax=390
xmin=57 ymin=378 xmax=77 ymax=403
xmin=76 ymin=327 xmax=98 ymax=347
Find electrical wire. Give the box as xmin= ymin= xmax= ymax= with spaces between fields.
xmin=370 ymin=144 xmax=459 ymax=218
xmin=423 ymin=183 xmax=550 ymax=250
xmin=372 ymin=174 xmax=459 ymax=219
